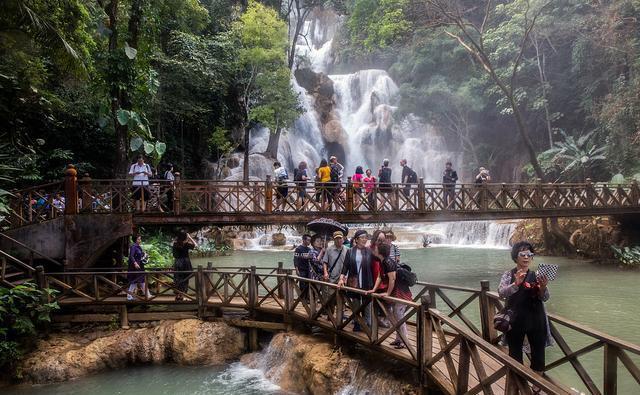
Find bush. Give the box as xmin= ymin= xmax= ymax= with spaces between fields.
xmin=0 ymin=283 xmax=59 ymax=374
xmin=611 ymin=245 xmax=640 ymax=267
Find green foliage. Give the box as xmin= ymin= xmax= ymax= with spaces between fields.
xmin=611 ymin=245 xmax=640 ymax=267
xmin=0 ymin=283 xmax=59 ymax=372
xmin=348 ymin=0 xmax=412 ymax=50
xmin=540 ymin=130 xmax=607 ymax=181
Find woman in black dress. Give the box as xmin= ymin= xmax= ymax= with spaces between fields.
xmin=127 ymin=235 xmax=151 ymax=300
xmin=173 ymin=231 xmax=198 ymax=301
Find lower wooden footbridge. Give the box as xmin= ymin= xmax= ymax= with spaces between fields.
xmin=15 ymin=264 xmax=640 ymax=395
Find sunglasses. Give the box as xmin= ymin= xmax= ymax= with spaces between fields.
xmin=518 ymin=252 xmax=535 ymax=258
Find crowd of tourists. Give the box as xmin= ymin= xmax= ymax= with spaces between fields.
xmin=293 ymin=228 xmax=414 ymax=349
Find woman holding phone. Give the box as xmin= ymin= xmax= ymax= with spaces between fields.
xmin=498 ymin=241 xmax=550 ymax=393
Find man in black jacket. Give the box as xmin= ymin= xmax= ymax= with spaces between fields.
xmin=338 ymin=229 xmax=373 ymax=331
xmin=442 ymin=161 xmax=458 ymax=209
xmin=293 ymin=234 xmax=313 ymax=300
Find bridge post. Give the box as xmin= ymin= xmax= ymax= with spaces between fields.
xmin=418 ymin=178 xmax=426 ymax=211
xmin=456 ymin=338 xmax=471 ymax=394
xmin=500 ymin=183 xmax=508 ymax=209
xmin=346 ymin=176 xmax=354 ymax=212
xmin=79 ymin=173 xmax=92 ymax=212
xmin=283 ymin=268 xmax=293 ymax=330
xmin=480 ymin=184 xmax=488 ymax=211
xmin=196 ymin=265 xmax=205 ymax=318
xmin=417 ymin=295 xmax=432 ymax=391
xmin=64 ymin=164 xmax=78 ymax=215
xmin=120 ymin=305 xmax=129 ymax=329
xmin=173 ymin=172 xmax=181 ymax=215
xmin=479 ymin=280 xmax=496 ymax=343
xmin=248 ymin=265 xmax=257 ymax=311
xmin=35 ymin=265 xmax=45 ymax=291
xmin=277 ymin=262 xmax=284 ymax=299
xmin=631 ymin=180 xmax=640 ymax=205
xmin=585 ymin=178 xmax=595 ymax=208
xmin=604 ymin=344 xmax=618 ymax=395
xmin=534 ymin=178 xmax=544 ymax=209
xmin=265 ymin=176 xmax=273 ymax=214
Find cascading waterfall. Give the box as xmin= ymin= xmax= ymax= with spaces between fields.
xmin=228 ymin=10 xmax=517 ymax=249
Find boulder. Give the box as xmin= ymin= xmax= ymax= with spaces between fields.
xmin=271 ymin=232 xmax=287 ymax=246
xmin=19 ymin=320 xmax=245 ymax=384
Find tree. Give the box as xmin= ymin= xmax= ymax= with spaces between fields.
xmin=233 ymin=1 xmax=297 ymax=179
xmin=424 ymin=0 xmax=551 ymax=180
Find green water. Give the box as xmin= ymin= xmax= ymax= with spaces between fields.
xmin=10 ymin=247 xmax=640 ymax=394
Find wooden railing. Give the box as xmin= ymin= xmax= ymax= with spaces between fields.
xmin=28 ymin=265 xmax=638 ymax=394
xmin=3 ymin=175 xmax=639 ymax=228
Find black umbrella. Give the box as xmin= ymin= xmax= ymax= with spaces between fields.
xmin=306 ymin=218 xmax=348 ymax=237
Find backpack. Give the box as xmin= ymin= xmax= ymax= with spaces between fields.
xmin=293 ymin=168 xmax=302 ymax=182
xmin=330 ymin=164 xmax=340 ymax=182
xmin=408 ymin=169 xmax=418 ymax=183
xmin=396 ymin=263 xmax=417 ymax=286
xmin=379 ymin=167 xmax=392 ymax=183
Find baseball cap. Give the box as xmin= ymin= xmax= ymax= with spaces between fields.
xmin=333 ymin=231 xmax=344 ymax=239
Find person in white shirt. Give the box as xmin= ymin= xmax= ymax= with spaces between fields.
xmin=129 ymin=155 xmax=152 ymax=211
xmin=273 ymin=161 xmax=289 ymax=211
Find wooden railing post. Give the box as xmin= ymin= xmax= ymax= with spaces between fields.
xmin=500 ymin=183 xmax=508 ymax=209
xmin=277 ymin=261 xmax=284 ymax=299
xmin=346 ymin=176 xmax=354 ymax=212
xmin=456 ymin=338 xmax=471 ymax=395
xmin=534 ymin=178 xmax=544 ymax=209
xmin=205 ymin=262 xmax=213 ymax=297
xmin=35 ymin=265 xmax=45 ymax=294
xmin=585 ymin=178 xmax=595 ymax=208
xmin=418 ymin=295 xmax=432 ymax=389
xmin=64 ymin=164 xmax=78 ymax=215
xmin=631 ymin=180 xmax=640 ymax=206
xmin=79 ymin=173 xmax=92 ymax=212
xmin=248 ymin=265 xmax=257 ymax=311
xmin=604 ymin=344 xmax=618 ymax=395
xmin=418 ymin=177 xmax=426 ymax=211
xmin=196 ymin=265 xmax=204 ymax=317
xmin=480 ymin=183 xmax=489 ymax=211
xmin=479 ymin=280 xmax=496 ymax=343
xmin=120 ymin=305 xmax=129 ymax=329
xmin=173 ymin=172 xmax=181 ymax=215
xmin=265 ymin=176 xmax=273 ymax=214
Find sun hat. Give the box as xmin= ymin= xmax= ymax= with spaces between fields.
xmin=333 ymin=231 xmax=344 ymax=239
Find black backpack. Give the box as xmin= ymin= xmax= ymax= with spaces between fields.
xmin=396 ymin=263 xmax=417 ymax=286
xmin=408 ymin=169 xmax=418 ymax=183
xmin=330 ymin=164 xmax=340 ymax=182
xmin=293 ymin=168 xmax=303 ymax=182
xmin=379 ymin=167 xmax=392 ymax=183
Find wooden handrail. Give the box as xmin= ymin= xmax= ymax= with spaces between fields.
xmin=0 ymin=232 xmax=63 ymax=267
xmin=0 ymin=249 xmax=35 ymax=273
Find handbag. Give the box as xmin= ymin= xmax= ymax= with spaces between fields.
xmin=494 ymin=308 xmax=515 ymax=332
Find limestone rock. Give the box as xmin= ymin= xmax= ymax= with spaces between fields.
xmin=271 ymin=232 xmax=287 ymax=246
xmin=20 ymin=320 xmax=245 ymax=384
xmin=242 ymin=332 xmax=418 ymax=395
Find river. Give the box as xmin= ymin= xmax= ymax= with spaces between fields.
xmin=10 ymin=247 xmax=639 ymax=395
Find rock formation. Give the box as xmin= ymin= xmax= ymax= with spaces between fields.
xmin=241 ymin=332 xmax=418 ymax=394
xmin=19 ymin=320 xmax=245 ymax=384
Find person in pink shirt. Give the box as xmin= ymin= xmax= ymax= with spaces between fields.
xmin=363 ymin=168 xmax=376 ymax=210
xmin=352 ymin=166 xmax=365 ymax=209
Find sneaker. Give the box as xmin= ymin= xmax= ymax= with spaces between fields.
xmin=127 ymin=295 xmax=134 ymax=301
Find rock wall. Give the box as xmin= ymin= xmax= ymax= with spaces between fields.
xmin=19 ymin=320 xmax=245 ymax=384
xmin=242 ymin=332 xmax=418 ymax=395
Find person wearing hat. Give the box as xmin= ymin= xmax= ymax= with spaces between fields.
xmin=322 ymin=230 xmax=349 ymax=284
xmin=338 ymin=229 xmax=376 ymax=331
xmin=385 ymin=230 xmax=401 ymax=263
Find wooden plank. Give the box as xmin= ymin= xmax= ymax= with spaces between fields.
xmin=53 ymin=313 xmax=117 ymax=323
xmin=212 ymin=318 xmax=287 ymax=331
xmin=618 ymin=349 xmax=640 ymax=386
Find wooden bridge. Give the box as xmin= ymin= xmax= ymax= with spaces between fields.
xmin=14 ymin=263 xmax=639 ymax=395
xmin=2 ymin=167 xmax=639 ymax=229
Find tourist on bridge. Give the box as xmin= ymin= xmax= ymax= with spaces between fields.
xmin=351 ymin=166 xmax=365 ymax=209
xmin=129 ymin=155 xmax=153 ymax=212
xmin=400 ymin=159 xmax=417 ymax=201
xmin=173 ymin=230 xmax=197 ymax=301
xmin=164 ymin=163 xmax=175 ymax=212
xmin=315 ymin=159 xmax=332 ymax=210
xmin=498 ymin=241 xmax=551 ymax=388
xmin=273 ymin=161 xmax=289 ymax=211
xmin=322 ymin=231 xmax=348 ymax=284
xmin=363 ymin=168 xmax=376 ymax=210
xmin=475 ymin=167 xmax=491 ymax=184
xmin=293 ymin=234 xmax=314 ymax=300
xmin=329 ymin=156 xmax=345 ymax=208
xmin=442 ymin=161 xmax=458 ymax=209
xmin=378 ymin=159 xmax=395 ymax=210
xmin=127 ymin=235 xmax=152 ymax=301
xmin=338 ymin=229 xmax=375 ymax=331
xmin=310 ymin=234 xmax=325 ymax=281
xmin=385 ymin=230 xmax=401 ymax=263
xmin=293 ymin=161 xmax=309 ymax=208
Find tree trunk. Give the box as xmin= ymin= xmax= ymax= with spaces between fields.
xmin=265 ymin=127 xmax=282 ymax=160
xmin=549 ymin=217 xmax=577 ymax=254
